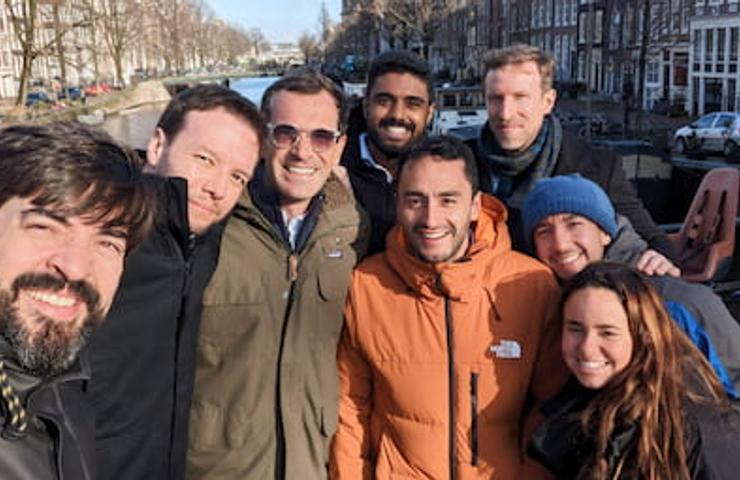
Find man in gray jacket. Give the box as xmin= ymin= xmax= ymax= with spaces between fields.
xmin=521 ymin=174 xmax=740 ymax=397
xmin=187 ymin=69 xmax=368 ymax=479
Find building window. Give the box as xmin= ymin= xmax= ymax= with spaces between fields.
xmin=611 ymin=13 xmax=621 ymax=50
xmin=693 ymin=29 xmax=702 ymax=59
xmin=595 ymin=10 xmax=603 ymax=43
xmin=647 ymin=61 xmax=659 ymax=83
xmin=571 ymin=0 xmax=578 ymax=25
xmin=728 ymin=79 xmax=736 ymax=112
xmin=674 ymin=53 xmax=688 ymax=86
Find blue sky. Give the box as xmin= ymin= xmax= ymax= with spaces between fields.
xmin=207 ymin=0 xmax=343 ymax=44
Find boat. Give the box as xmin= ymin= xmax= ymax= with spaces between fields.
xmin=429 ymin=84 xmax=487 ymax=140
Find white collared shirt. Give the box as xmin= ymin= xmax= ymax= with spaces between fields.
xmin=359 ymin=133 xmax=394 ymax=184
xmin=282 ymin=210 xmax=306 ymax=250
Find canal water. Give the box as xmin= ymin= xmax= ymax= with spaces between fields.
xmin=102 ymin=76 xmax=279 ymax=150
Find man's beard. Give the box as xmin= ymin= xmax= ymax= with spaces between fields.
xmin=0 ymin=273 xmax=104 ymax=378
xmin=367 ymin=118 xmax=419 ymax=159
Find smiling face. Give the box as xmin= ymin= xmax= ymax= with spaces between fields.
xmin=562 ymin=287 xmax=633 ymax=389
xmin=266 ymin=89 xmax=346 ymax=218
xmin=396 ymin=155 xmax=481 ymax=263
xmin=0 ymin=196 xmax=127 ymax=376
xmin=364 ymin=72 xmax=434 ymax=162
xmin=484 ymin=61 xmax=556 ymax=152
xmin=533 ymin=213 xmax=611 ymax=281
xmin=147 ymin=107 xmax=261 ymax=234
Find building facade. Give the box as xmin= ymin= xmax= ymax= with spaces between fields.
xmin=328 ymin=0 xmax=740 ymax=115
xmin=689 ymin=1 xmax=740 ymax=114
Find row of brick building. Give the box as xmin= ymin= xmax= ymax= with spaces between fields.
xmin=328 ymin=0 xmax=740 ymax=116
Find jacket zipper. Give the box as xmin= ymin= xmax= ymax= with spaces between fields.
xmin=181 ymin=233 xmax=197 ymax=299
xmin=470 ymin=372 xmax=479 ymax=467
xmin=438 ymin=274 xmax=457 ymax=480
xmin=275 ymin=252 xmax=298 ymax=480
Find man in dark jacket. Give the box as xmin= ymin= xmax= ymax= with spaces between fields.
xmin=341 ymin=50 xmax=435 ymax=254
xmin=470 ymin=44 xmax=674 ymax=258
xmin=0 ymin=123 xmax=155 ymax=479
xmin=84 ymin=85 xmax=265 ymax=480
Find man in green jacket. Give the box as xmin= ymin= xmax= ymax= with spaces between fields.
xmin=186 ymin=69 xmax=368 ymax=479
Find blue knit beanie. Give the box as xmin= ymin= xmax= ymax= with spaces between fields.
xmin=522 ymin=174 xmax=618 ymax=245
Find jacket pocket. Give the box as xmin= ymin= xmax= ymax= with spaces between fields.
xmin=317 ymin=238 xmax=356 ymax=302
xmin=188 ymin=401 xmax=251 ymax=450
xmin=470 ymin=371 xmax=479 ymax=467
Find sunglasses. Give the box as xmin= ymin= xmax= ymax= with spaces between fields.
xmin=268 ymin=123 xmax=341 ymax=153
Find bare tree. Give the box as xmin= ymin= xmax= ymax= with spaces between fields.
xmin=298 ymin=31 xmax=320 ymax=64
xmin=183 ymin=0 xmax=215 ymax=70
xmin=317 ymin=0 xmax=332 ymax=60
xmin=5 ymin=0 xmax=40 ymax=106
xmin=98 ymin=0 xmax=141 ymax=87
xmin=145 ymin=0 xmax=185 ymax=74
xmin=51 ymin=0 xmax=68 ymax=89
xmin=4 ymin=0 xmax=90 ymax=106
xmin=375 ymin=0 xmax=441 ymax=58
xmin=247 ymin=28 xmax=270 ymax=56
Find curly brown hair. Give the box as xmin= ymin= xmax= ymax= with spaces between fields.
xmin=561 ymin=262 xmax=729 ymax=480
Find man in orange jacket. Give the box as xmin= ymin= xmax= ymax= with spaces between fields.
xmin=331 ymin=135 xmax=568 ymax=479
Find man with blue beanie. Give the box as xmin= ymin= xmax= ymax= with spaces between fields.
xmin=523 ymin=174 xmax=740 ymax=398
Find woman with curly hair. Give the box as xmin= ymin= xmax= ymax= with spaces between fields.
xmin=529 ymin=262 xmax=740 ymax=479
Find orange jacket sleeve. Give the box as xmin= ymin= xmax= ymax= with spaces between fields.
xmin=330 ymin=285 xmax=374 ymax=480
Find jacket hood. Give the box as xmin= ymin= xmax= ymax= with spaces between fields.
xmin=604 ymin=214 xmax=648 ymax=268
xmin=384 ymin=193 xmax=511 ymax=300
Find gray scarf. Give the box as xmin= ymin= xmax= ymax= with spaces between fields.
xmin=477 ymin=115 xmax=563 ymax=210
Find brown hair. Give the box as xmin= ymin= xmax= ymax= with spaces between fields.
xmin=561 ymin=262 xmax=728 ymax=480
xmin=261 ymin=68 xmax=347 ymax=132
xmin=0 ymin=122 xmax=156 ymax=251
xmin=483 ymin=44 xmax=556 ymax=92
xmin=156 ymin=83 xmax=266 ymax=154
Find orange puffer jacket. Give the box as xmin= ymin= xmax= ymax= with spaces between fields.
xmin=331 ymin=195 xmax=567 ymax=480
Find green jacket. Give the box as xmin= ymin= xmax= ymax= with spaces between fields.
xmin=186 ymin=174 xmax=367 ymax=480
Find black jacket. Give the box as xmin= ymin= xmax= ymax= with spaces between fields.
xmin=340 ymin=133 xmax=396 ymax=256
xmin=470 ymin=127 xmax=674 ymax=258
xmin=0 ymin=339 xmax=95 ymax=480
xmin=84 ymin=176 xmax=223 ymax=480
xmin=529 ymin=380 xmax=740 ymax=479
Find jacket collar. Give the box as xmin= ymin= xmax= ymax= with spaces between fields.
xmin=384 ymin=194 xmax=511 ymax=300
xmin=147 ymin=175 xmax=193 ymax=250
xmin=0 ymin=337 xmax=89 ymax=417
xmin=237 ymin=165 xmax=359 ymax=245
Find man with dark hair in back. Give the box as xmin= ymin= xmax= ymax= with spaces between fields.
xmin=0 ymin=122 xmax=154 ymax=480
xmin=85 ymin=84 xmax=265 ymax=480
xmin=187 ymin=69 xmax=367 ymax=480
xmin=341 ymin=50 xmax=435 ymax=253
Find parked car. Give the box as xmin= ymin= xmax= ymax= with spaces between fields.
xmin=84 ymin=82 xmax=111 ymax=96
xmin=673 ymin=112 xmax=740 ymax=158
xmin=25 ymin=91 xmax=51 ymax=107
xmin=58 ymin=86 xmax=84 ymax=101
